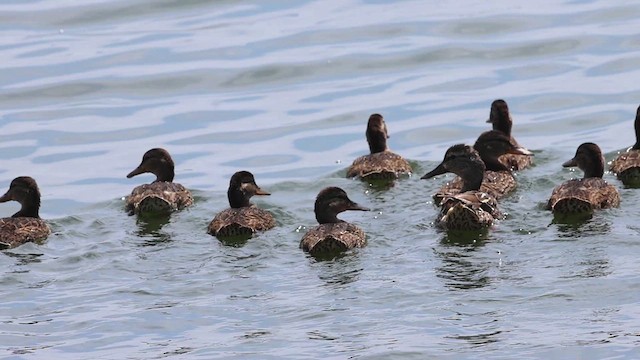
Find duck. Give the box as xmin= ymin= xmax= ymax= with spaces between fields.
xmin=300 ymin=187 xmax=369 ymax=256
xmin=433 ymin=130 xmax=532 ymax=205
xmin=610 ymin=105 xmax=640 ymax=186
xmin=346 ymin=114 xmax=412 ymax=181
xmin=0 ymin=176 xmax=50 ymax=249
xmin=126 ymin=148 xmax=193 ymax=215
xmin=547 ymin=142 xmax=620 ymax=214
xmin=208 ymin=171 xmax=275 ymax=238
xmin=421 ymin=144 xmax=501 ymax=231
xmin=486 ymin=99 xmax=533 ymax=170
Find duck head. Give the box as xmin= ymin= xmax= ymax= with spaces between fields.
xmin=562 ymin=142 xmax=605 ymax=178
xmin=228 ymin=171 xmax=270 ymax=208
xmin=127 ymin=148 xmax=175 ymax=182
xmin=421 ymin=144 xmax=485 ymax=192
xmin=314 ymin=187 xmax=369 ymax=224
xmin=0 ymin=176 xmax=42 ymax=218
xmin=486 ymin=99 xmax=513 ymax=136
xmin=366 ymin=114 xmax=389 ymax=154
xmin=474 ymin=130 xmax=533 ymax=171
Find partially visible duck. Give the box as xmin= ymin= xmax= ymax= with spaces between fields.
xmin=486 ymin=99 xmax=533 ymax=170
xmin=547 ymin=143 xmax=620 ymax=214
xmin=300 ymin=187 xmax=369 ymax=256
xmin=422 ymin=144 xmax=501 ymax=231
xmin=433 ymin=130 xmax=532 ymax=205
xmin=0 ymin=176 xmax=50 ymax=249
xmin=126 ymin=148 xmax=193 ymax=215
xmin=610 ymin=105 xmax=640 ymax=186
xmin=208 ymin=171 xmax=275 ymax=238
xmin=346 ymin=114 xmax=412 ymax=181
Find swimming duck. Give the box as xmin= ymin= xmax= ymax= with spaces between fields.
xmin=421 ymin=144 xmax=501 ymax=231
xmin=547 ymin=142 xmax=620 ymax=214
xmin=433 ymin=130 xmax=532 ymax=205
xmin=0 ymin=176 xmax=50 ymax=249
xmin=300 ymin=187 xmax=369 ymax=256
xmin=610 ymin=105 xmax=640 ymax=186
xmin=126 ymin=148 xmax=193 ymax=215
xmin=486 ymin=99 xmax=533 ymax=170
xmin=346 ymin=114 xmax=412 ymax=181
xmin=208 ymin=171 xmax=275 ymax=238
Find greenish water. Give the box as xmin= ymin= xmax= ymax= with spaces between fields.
xmin=2 ymin=0 xmax=640 ymax=359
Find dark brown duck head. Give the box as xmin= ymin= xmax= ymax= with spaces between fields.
xmin=474 ymin=130 xmax=533 ymax=171
xmin=127 ymin=148 xmax=175 ymax=182
xmin=314 ymin=187 xmax=369 ymax=224
xmin=366 ymin=113 xmax=389 ymax=154
xmin=633 ymin=105 xmax=640 ymax=150
xmin=486 ymin=99 xmax=512 ymax=136
xmin=421 ymin=144 xmax=485 ymax=192
xmin=228 ymin=171 xmax=270 ymax=208
xmin=562 ymin=142 xmax=605 ymax=178
xmin=0 ymin=176 xmax=42 ymax=218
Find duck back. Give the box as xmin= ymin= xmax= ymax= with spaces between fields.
xmin=208 ymin=206 xmax=275 ymax=237
xmin=300 ymin=222 xmax=366 ymax=256
xmin=0 ymin=217 xmax=50 ymax=249
xmin=347 ymin=151 xmax=412 ymax=180
xmin=127 ymin=182 xmax=193 ymax=215
xmin=610 ymin=149 xmax=640 ymax=186
xmin=547 ymin=178 xmax=620 ymax=213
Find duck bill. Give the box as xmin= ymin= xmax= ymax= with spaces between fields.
xmin=562 ymin=158 xmax=578 ymax=168
xmin=0 ymin=190 xmax=12 ymax=203
xmin=508 ymin=146 xmax=533 ymax=156
xmin=347 ymin=202 xmax=369 ymax=211
xmin=243 ymin=182 xmax=271 ymax=196
xmin=421 ymin=163 xmax=447 ymax=179
xmin=485 ymin=118 xmax=492 ymax=123
xmin=126 ymin=164 xmax=148 ymax=178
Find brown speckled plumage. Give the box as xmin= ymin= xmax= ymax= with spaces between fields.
xmin=609 ymin=105 xmax=640 ymax=186
xmin=126 ymin=148 xmax=193 ymax=215
xmin=547 ymin=143 xmax=620 ymax=214
xmin=0 ymin=176 xmax=50 ymax=249
xmin=433 ymin=130 xmax=531 ymax=205
xmin=208 ymin=171 xmax=275 ymax=238
xmin=422 ymin=144 xmax=501 ymax=231
xmin=300 ymin=187 xmax=368 ymax=256
xmin=346 ymin=114 xmax=412 ymax=180
xmin=487 ymin=99 xmax=533 ymax=170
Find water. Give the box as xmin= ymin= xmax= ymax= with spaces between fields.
xmin=1 ymin=0 xmax=640 ymax=358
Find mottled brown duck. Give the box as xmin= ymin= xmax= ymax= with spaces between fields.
xmin=346 ymin=113 xmax=412 ymax=181
xmin=0 ymin=176 xmax=50 ymax=249
xmin=421 ymin=144 xmax=501 ymax=231
xmin=547 ymin=143 xmax=620 ymax=214
xmin=300 ymin=187 xmax=369 ymax=257
xmin=433 ymin=130 xmax=532 ymax=205
xmin=610 ymin=105 xmax=640 ymax=186
xmin=208 ymin=171 xmax=275 ymax=238
xmin=487 ymin=99 xmax=533 ymax=170
xmin=126 ymin=148 xmax=193 ymax=215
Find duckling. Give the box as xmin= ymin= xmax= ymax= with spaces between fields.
xmin=547 ymin=142 xmax=620 ymax=214
xmin=610 ymin=105 xmax=640 ymax=186
xmin=126 ymin=148 xmax=193 ymax=215
xmin=486 ymin=99 xmax=533 ymax=170
xmin=346 ymin=114 xmax=412 ymax=181
xmin=0 ymin=176 xmax=50 ymax=249
xmin=300 ymin=187 xmax=369 ymax=256
xmin=433 ymin=130 xmax=532 ymax=205
xmin=422 ymin=144 xmax=501 ymax=231
xmin=208 ymin=171 xmax=275 ymax=238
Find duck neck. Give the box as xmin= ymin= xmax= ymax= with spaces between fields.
xmin=154 ymin=166 xmax=175 ymax=183
xmin=491 ymin=114 xmax=512 ymax=136
xmin=584 ymin=162 xmax=604 ymax=179
xmin=228 ymin=187 xmax=251 ymax=208
xmin=13 ymin=197 xmax=40 ymax=218
xmin=458 ymin=162 xmax=485 ymax=192
xmin=634 ymin=112 xmax=640 ymax=150
xmin=480 ymin=154 xmax=510 ymax=172
xmin=367 ymin=131 xmax=388 ymax=154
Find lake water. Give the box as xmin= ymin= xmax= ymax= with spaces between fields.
xmin=2 ymin=0 xmax=640 ymax=358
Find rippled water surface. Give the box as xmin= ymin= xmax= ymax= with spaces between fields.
xmin=2 ymin=0 xmax=640 ymax=358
